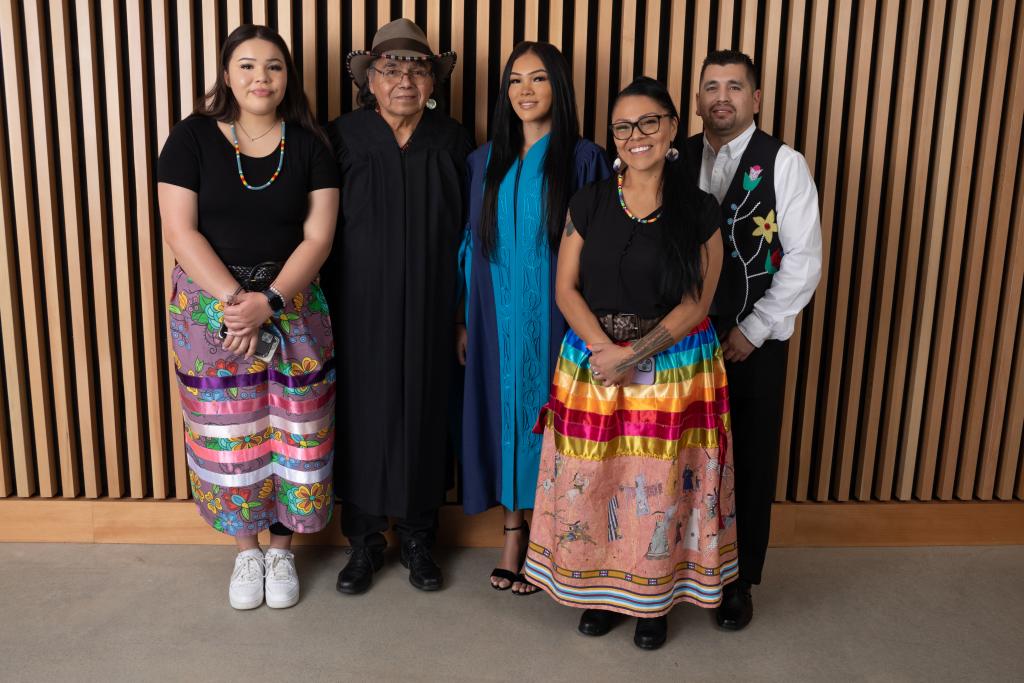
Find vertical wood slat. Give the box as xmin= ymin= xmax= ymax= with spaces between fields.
xmin=101 ymin=0 xmax=148 ymax=498
xmin=49 ymin=0 xmax=99 ymax=497
xmin=0 ymin=0 xmax=53 ymax=497
xmin=899 ymin=0 xmax=971 ymax=501
xmin=665 ymin=1 xmax=686 ymax=121
xmin=252 ymin=0 xmax=268 ymax=26
xmin=0 ymin=62 xmax=30 ymax=498
xmin=524 ymin=0 xmax=539 ymax=43
xmin=687 ymin=1 xmax=710 ymax=137
xmin=302 ymin=0 xmax=316 ymax=107
xmin=548 ymin=0 xmax=562 ymax=51
xmin=937 ymin=1 xmax=1000 ymax=500
xmin=620 ymin=0 xmax=637 ymax=86
xmin=277 ymin=0 xmax=293 ymax=52
xmin=449 ymin=0 xmax=465 ymax=123
xmin=821 ymin=0 xmax=876 ymax=501
xmin=327 ymin=2 xmax=342 ymax=121
xmin=500 ymin=0 xmax=514 ymax=71
xmin=571 ymin=1 xmax=589 ymax=134
xmin=846 ymin=0 xmax=901 ymax=501
xmin=716 ymin=0 xmax=735 ymax=50
xmin=803 ymin=0 xmax=852 ymax=501
xmin=773 ymin=0 xmax=809 ymax=501
xmin=987 ymin=3 xmax=1024 ymax=501
xmin=202 ymin=1 xmax=219 ymax=93
xmin=868 ymin=0 xmax=924 ymax=500
xmin=592 ymin=0 xmax=613 ymax=143
xmin=125 ymin=0 xmax=169 ymax=499
xmin=24 ymin=0 xmax=76 ymax=497
xmin=475 ymin=0 xmax=490 ymax=142
xmin=77 ymin=0 xmax=127 ymax=497
xmin=739 ymin=0 xmax=759 ymax=57
xmin=642 ymin=0 xmax=660 ymax=77
xmin=152 ymin=0 xmax=189 ymax=499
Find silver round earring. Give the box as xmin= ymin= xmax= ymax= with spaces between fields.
xmin=426 ymin=98 xmax=437 ymax=110
xmin=665 ymin=147 xmax=680 ymax=162
xmin=612 ymin=157 xmax=624 ymax=172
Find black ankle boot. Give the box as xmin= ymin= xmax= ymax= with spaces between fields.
xmin=400 ymin=539 xmax=443 ymax=591
xmin=578 ymin=609 xmax=616 ymax=636
xmin=633 ymin=615 xmax=668 ymax=650
xmin=336 ymin=545 xmax=385 ymax=595
xmin=716 ymin=579 xmax=753 ymax=630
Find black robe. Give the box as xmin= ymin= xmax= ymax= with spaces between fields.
xmin=324 ymin=108 xmax=474 ymax=519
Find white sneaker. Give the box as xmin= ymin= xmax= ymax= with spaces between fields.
xmin=229 ymin=549 xmax=265 ymax=610
xmin=264 ymin=548 xmax=300 ymax=609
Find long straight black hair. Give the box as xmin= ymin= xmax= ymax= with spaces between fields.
xmin=614 ymin=77 xmax=706 ymax=302
xmin=479 ymin=42 xmax=580 ymax=259
xmin=195 ymin=24 xmax=329 ymax=147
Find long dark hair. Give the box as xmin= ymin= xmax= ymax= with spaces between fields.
xmin=614 ymin=77 xmax=706 ymax=302
xmin=479 ymin=42 xmax=580 ymax=259
xmin=195 ymin=24 xmax=328 ymax=147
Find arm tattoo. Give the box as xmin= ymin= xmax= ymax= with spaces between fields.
xmin=564 ymin=215 xmax=577 ymax=237
xmin=613 ymin=324 xmax=675 ymax=375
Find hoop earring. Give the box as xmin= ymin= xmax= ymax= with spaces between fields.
xmin=425 ymin=98 xmax=437 ymax=110
xmin=665 ymin=147 xmax=680 ymax=162
xmin=612 ymin=157 xmax=624 ymax=172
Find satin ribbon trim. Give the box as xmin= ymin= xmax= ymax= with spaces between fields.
xmin=188 ymin=453 xmax=331 ymax=487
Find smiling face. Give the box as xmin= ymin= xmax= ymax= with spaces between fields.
xmin=508 ymin=50 xmax=552 ymax=125
xmin=695 ymin=63 xmax=761 ymax=140
xmin=368 ymin=57 xmax=435 ymax=119
xmin=610 ymin=95 xmax=678 ymax=174
xmin=223 ymin=38 xmax=287 ymax=117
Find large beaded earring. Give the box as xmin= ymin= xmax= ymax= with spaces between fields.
xmin=426 ymin=98 xmax=437 ymax=110
xmin=665 ymin=147 xmax=680 ymax=162
xmin=612 ymin=157 xmax=624 ymax=172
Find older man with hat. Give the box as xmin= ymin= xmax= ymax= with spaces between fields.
xmin=325 ymin=18 xmax=474 ymax=595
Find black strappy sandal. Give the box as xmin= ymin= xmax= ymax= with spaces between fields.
xmin=510 ymin=521 xmax=539 ymax=596
xmin=490 ymin=521 xmax=535 ymax=593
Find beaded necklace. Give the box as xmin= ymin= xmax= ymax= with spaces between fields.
xmin=231 ymin=121 xmax=285 ymax=191
xmin=616 ymin=172 xmax=662 ymax=224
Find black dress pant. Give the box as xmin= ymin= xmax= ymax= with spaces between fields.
xmin=341 ymin=501 xmax=438 ymax=549
xmin=715 ymin=319 xmax=789 ymax=586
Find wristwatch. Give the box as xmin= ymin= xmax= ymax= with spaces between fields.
xmin=262 ymin=287 xmax=285 ymax=315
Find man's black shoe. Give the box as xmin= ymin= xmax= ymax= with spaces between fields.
xmin=633 ymin=616 xmax=668 ymax=650
xmin=716 ymin=580 xmax=753 ymax=630
xmin=336 ymin=545 xmax=384 ymax=595
xmin=400 ymin=539 xmax=443 ymax=591
xmin=577 ymin=609 xmax=617 ymax=636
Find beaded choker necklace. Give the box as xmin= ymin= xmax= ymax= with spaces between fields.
xmin=616 ymin=173 xmax=662 ymax=223
xmin=231 ymin=121 xmax=285 ymax=191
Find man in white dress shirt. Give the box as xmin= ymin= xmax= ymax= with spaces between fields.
xmin=686 ymin=50 xmax=822 ymax=630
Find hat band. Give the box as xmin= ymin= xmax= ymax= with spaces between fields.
xmin=373 ymin=37 xmax=434 ymax=57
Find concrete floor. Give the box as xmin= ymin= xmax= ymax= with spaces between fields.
xmin=0 ymin=544 xmax=1021 ymax=682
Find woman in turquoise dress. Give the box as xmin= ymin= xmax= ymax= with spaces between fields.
xmin=457 ymin=41 xmax=609 ymax=594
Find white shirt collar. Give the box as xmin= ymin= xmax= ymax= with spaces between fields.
xmin=702 ymin=121 xmax=757 ymax=160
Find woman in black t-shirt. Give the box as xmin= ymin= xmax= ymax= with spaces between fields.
xmin=525 ymin=78 xmax=735 ymax=650
xmin=157 ymin=25 xmax=339 ymax=611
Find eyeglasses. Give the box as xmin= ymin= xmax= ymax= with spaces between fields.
xmin=369 ymin=66 xmax=434 ymax=84
xmin=609 ymin=113 xmax=674 ymax=140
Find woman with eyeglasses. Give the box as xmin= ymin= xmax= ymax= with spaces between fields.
xmin=523 ymin=77 xmax=736 ymax=650
xmin=324 ymin=19 xmax=474 ymax=596
xmin=457 ymin=42 xmax=609 ymax=595
xmin=158 ymin=24 xmax=339 ymax=610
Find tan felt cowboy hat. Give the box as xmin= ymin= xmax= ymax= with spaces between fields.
xmin=347 ymin=18 xmax=457 ymax=89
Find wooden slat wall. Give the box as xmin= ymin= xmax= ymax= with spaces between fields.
xmin=0 ymin=0 xmax=1021 ymax=507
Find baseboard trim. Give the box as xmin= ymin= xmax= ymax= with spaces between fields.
xmin=1 ymin=499 xmax=1022 ymax=546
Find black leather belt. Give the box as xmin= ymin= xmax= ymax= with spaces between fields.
xmin=597 ymin=313 xmax=662 ymax=342
xmin=226 ymin=261 xmax=283 ymax=292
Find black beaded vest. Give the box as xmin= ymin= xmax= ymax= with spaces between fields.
xmin=687 ymin=129 xmax=784 ymax=332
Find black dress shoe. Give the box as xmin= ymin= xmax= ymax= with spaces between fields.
xmin=336 ymin=546 xmax=384 ymax=595
xmin=716 ymin=580 xmax=753 ymax=630
xmin=633 ymin=616 xmax=668 ymax=650
xmin=400 ymin=540 xmax=443 ymax=591
xmin=578 ymin=609 xmax=617 ymax=636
